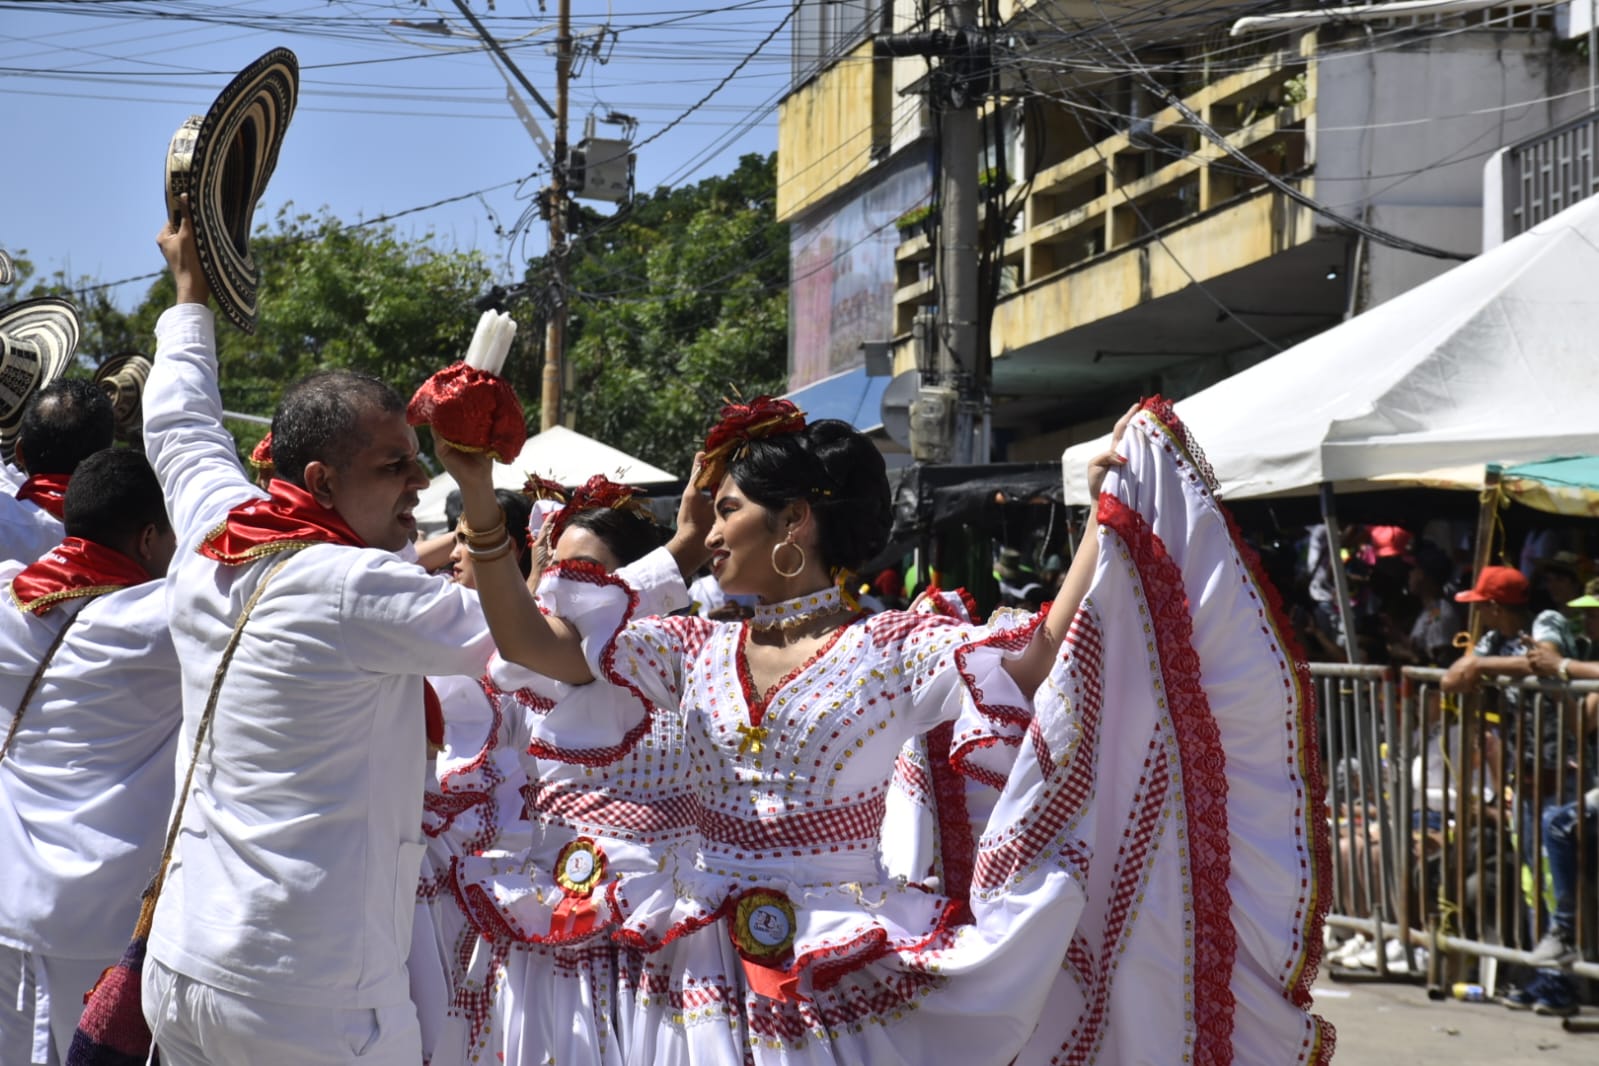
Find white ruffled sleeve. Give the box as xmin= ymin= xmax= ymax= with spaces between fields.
xmin=519 ymin=547 xmax=711 ymax=765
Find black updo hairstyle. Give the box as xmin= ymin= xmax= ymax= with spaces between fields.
xmin=725 ymin=418 xmax=891 ymax=573
xmin=561 ymin=506 xmax=664 ymax=567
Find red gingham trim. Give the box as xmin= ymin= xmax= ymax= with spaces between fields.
xmin=1217 ymin=501 xmax=1329 ymax=1021
xmin=608 ymin=888 xmax=733 ymax=954
xmin=891 ymin=746 xmax=934 ymax=807
xmin=948 ymin=732 xmax=1019 ymax=792
xmin=421 ymin=788 xmax=491 ymax=839
xmin=448 ymin=855 xmax=614 ymax=948
xmin=924 ymin=720 xmax=975 ymax=918
xmin=1138 ymin=396 xmax=1219 ymax=493
xmin=1137 ymin=402 xmax=1333 ymax=1063
xmin=506 ymin=683 xmax=554 ymax=716
xmin=919 ymin=587 xmax=979 ymax=623
xmin=865 ymin=607 xmax=960 ymax=648
xmin=448 ymin=932 xmax=510 ymax=1054
xmin=633 ymin=963 xmax=739 ymax=1012
xmin=627 ymin=953 xmax=947 ymax=1045
xmin=696 ymin=794 xmax=886 ymax=851
xmin=436 ymin=677 xmax=506 ymax=788
xmin=1056 ymin=733 xmax=1173 ymax=1065
xmin=953 ymin=610 xmax=1041 ymax=731
xmin=524 ymin=779 xmax=700 ymax=838
xmin=1098 ymin=492 xmax=1237 ymax=1065
xmin=972 ymin=612 xmax=1104 ymax=893
xmin=420 ymin=676 xmax=510 ymax=854
xmin=745 ymin=968 xmax=946 ymax=1043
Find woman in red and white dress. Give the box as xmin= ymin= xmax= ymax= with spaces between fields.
xmin=436 ymin=398 xmax=1334 ymax=1066
xmin=436 ymin=480 xmax=702 ymax=1066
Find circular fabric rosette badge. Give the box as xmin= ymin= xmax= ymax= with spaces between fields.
xmin=729 ymin=887 xmax=808 ymax=1003
xmin=547 ymin=837 xmax=608 ymax=940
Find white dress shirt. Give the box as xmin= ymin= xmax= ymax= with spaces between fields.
xmin=0 ymin=491 xmax=63 ymax=566
xmin=0 ymin=575 xmax=180 ymax=960
xmin=143 ymin=303 xmax=497 ymax=1010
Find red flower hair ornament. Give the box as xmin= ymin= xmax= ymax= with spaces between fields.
xmin=544 ymin=474 xmax=654 ymax=549
xmin=522 ymin=473 xmax=569 ymax=503
xmin=694 ymin=396 xmax=806 ymax=491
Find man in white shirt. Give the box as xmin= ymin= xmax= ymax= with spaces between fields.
xmin=139 ymin=205 xmax=505 ymax=1066
xmin=0 ymin=381 xmax=114 ymax=566
xmin=0 ymin=448 xmax=178 ymax=1066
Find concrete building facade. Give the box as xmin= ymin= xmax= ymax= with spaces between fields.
xmin=777 ymin=1 xmax=1590 ymax=458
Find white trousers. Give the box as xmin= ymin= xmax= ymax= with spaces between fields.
xmin=143 ymin=957 xmax=423 ymax=1066
xmin=0 ymin=945 xmax=109 ymax=1066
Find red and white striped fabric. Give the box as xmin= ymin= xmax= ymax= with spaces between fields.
xmin=1004 ymin=400 xmax=1334 ymax=1066
xmin=498 ymin=399 xmax=1331 ymax=1066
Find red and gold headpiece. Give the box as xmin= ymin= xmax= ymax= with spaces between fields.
xmin=695 ymin=396 xmax=806 ymax=490
xmin=544 ymin=474 xmax=654 ymax=549
xmin=247 ymin=431 xmax=274 ymax=474
xmin=521 ymin=473 xmax=569 ymax=504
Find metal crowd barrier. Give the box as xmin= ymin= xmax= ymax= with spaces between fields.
xmin=1315 ymin=663 xmax=1599 ymax=989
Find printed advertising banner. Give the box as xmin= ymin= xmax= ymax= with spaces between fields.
xmin=788 ymin=151 xmax=932 ymax=390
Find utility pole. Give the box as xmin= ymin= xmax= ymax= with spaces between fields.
xmin=941 ymin=0 xmax=982 ymax=465
xmin=875 ymin=3 xmax=990 ymax=465
xmin=541 ymin=0 xmax=573 ymax=431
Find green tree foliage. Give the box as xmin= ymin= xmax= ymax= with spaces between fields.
xmin=6 ymin=210 xmax=496 ymax=461
xmin=513 ymin=152 xmax=788 ymax=473
xmin=8 ymin=154 xmax=785 ymax=476
xmin=173 ymin=208 xmax=495 ymax=455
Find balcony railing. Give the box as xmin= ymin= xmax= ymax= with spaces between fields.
xmin=1503 ymin=107 xmax=1599 ymax=239
xmin=892 ymin=31 xmax=1319 ymax=337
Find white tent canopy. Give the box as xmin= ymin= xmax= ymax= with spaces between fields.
xmin=1062 ymin=194 xmax=1599 ymax=504
xmin=416 ymin=424 xmax=676 ymax=531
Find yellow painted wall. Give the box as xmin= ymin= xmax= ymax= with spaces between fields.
xmin=991 ymin=190 xmax=1319 ymax=356
xmin=777 ymin=42 xmax=881 ymax=221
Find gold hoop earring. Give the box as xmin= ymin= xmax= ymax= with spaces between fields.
xmin=771 ymin=533 xmax=806 ymax=578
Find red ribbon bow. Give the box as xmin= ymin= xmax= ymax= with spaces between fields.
xmin=544 ymin=474 xmax=648 ymax=549
xmin=695 ymin=397 xmax=805 ymax=490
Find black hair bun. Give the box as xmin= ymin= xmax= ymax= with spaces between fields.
xmin=804 ymin=419 xmax=891 ymax=572
xmin=727 ymin=418 xmax=893 ymax=573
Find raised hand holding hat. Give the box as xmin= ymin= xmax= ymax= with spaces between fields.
xmin=165 ymin=47 xmax=298 ymax=333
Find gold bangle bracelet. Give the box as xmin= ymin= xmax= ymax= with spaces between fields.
xmin=466 ymin=535 xmax=516 ymax=563
xmin=457 ymin=509 xmax=508 ymax=547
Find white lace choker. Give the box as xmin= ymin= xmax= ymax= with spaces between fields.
xmin=750 ymin=584 xmax=847 ymax=631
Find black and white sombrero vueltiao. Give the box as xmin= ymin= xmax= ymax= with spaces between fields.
xmin=0 ymin=297 xmax=82 ymax=465
xmin=166 ymin=48 xmax=299 ymax=334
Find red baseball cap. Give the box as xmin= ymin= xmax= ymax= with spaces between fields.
xmin=1454 ymin=565 xmax=1529 ymax=605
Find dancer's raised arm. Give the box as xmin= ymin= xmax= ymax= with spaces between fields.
xmin=437 ymin=441 xmax=712 ymax=683
xmin=1004 ymin=403 xmax=1137 ymax=694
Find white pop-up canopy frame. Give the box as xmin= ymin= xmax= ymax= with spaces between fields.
xmin=1062 ymin=193 xmax=1599 ymax=505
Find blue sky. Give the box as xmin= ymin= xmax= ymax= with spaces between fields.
xmin=1 ymin=0 xmax=792 ymax=313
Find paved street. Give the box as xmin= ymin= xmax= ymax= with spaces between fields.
xmin=1313 ymin=979 xmax=1594 ymax=1064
